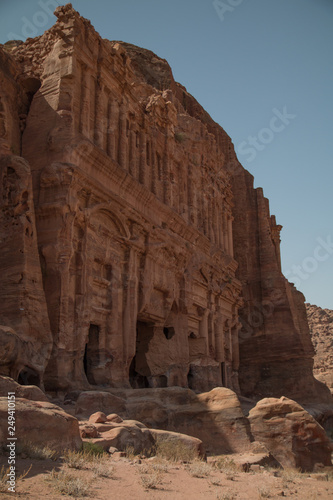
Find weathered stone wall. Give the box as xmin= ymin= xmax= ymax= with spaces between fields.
xmin=0 ymin=4 xmax=330 ymax=403
xmin=306 ymin=303 xmax=333 ymax=391
xmin=0 ymin=47 xmax=52 ymax=387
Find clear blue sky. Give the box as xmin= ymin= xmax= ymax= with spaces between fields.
xmin=1 ymin=0 xmax=332 ymax=309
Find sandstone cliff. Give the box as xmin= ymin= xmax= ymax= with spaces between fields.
xmin=0 ymin=3 xmax=330 ymax=404
xmin=306 ymin=303 xmax=333 ymax=390
xmin=0 ymin=46 xmax=52 ymax=388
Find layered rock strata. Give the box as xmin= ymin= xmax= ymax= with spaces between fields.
xmin=0 ymin=4 xmax=330 ymax=404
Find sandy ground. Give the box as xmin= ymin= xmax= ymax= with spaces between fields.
xmin=1 ymin=453 xmax=333 ymax=500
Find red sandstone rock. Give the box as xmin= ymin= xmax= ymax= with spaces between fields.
xmin=248 ymin=397 xmax=332 ymax=472
xmin=82 ymin=416 xmax=205 ymax=458
xmin=0 ymin=155 xmax=52 ymax=388
xmin=75 ymin=391 xmax=126 ymax=417
xmin=0 ymin=376 xmax=48 ymax=402
xmin=150 ymin=428 xmax=206 ymax=459
xmin=123 ymin=386 xmax=252 ymax=454
xmin=89 ymin=411 xmax=107 ymax=423
xmin=79 ymin=423 xmax=98 ymax=438
xmin=88 ymin=423 xmax=155 ymax=455
xmin=107 ymin=413 xmax=123 ymax=423
xmin=306 ymin=303 xmax=333 ymax=390
xmin=0 ymin=397 xmax=82 ymax=453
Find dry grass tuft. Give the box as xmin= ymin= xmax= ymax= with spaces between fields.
xmin=91 ymin=458 xmax=114 ymax=478
xmin=0 ymin=464 xmax=32 ymax=493
xmin=140 ymin=470 xmax=163 ymax=490
xmin=187 ymin=460 xmax=212 ymax=478
xmin=215 ymin=490 xmax=236 ymax=500
xmin=17 ymin=441 xmax=57 ymax=460
xmin=46 ymin=469 xmax=90 ymax=497
xmin=258 ymin=487 xmax=271 ymax=498
xmin=279 ymin=467 xmax=302 ymax=483
xmin=214 ymin=455 xmax=239 ymax=474
xmin=124 ymin=445 xmax=137 ymax=460
xmin=209 ymin=478 xmax=222 ymax=486
xmin=82 ymin=441 xmax=105 ymax=457
xmin=154 ymin=438 xmax=198 ymax=462
xmin=139 ymin=461 xmax=170 ymax=475
xmin=63 ymin=448 xmax=114 ymax=479
xmin=63 ymin=450 xmax=87 ymax=469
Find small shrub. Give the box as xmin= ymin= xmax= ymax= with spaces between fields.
xmin=139 ymin=462 xmax=169 ymax=475
xmin=124 ymin=445 xmax=136 ymax=460
xmin=174 ymin=132 xmax=187 ymax=144
xmin=139 ymin=463 xmax=153 ymax=475
xmin=258 ymin=487 xmax=271 ymax=498
xmin=64 ymin=448 xmax=112 ymax=477
xmin=63 ymin=450 xmax=87 ymax=469
xmin=82 ymin=441 xmax=105 ymax=457
xmin=210 ymin=479 xmax=222 ymax=486
xmin=214 ymin=456 xmax=238 ymax=474
xmin=280 ymin=467 xmax=302 ymax=483
xmin=46 ymin=469 xmax=90 ymax=497
xmin=150 ymin=461 xmax=169 ymax=473
xmin=187 ymin=460 xmax=212 ymax=478
xmin=140 ymin=470 xmax=163 ymax=490
xmin=154 ymin=438 xmax=197 ymax=462
xmin=0 ymin=464 xmax=32 ymax=493
xmin=91 ymin=458 xmax=114 ymax=478
xmin=0 ymin=466 xmax=10 ymax=493
xmin=216 ymin=492 xmax=236 ymax=500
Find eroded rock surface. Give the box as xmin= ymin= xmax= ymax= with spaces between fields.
xmin=248 ymin=397 xmax=332 ymax=471
xmin=75 ymin=391 xmax=126 ymax=417
xmin=79 ymin=415 xmax=205 ymax=458
xmin=306 ymin=303 xmax=333 ymax=390
xmin=0 ymin=155 xmax=52 ymax=387
xmin=0 ymin=397 xmax=82 ymax=452
xmin=75 ymin=387 xmax=252 ymax=454
xmin=0 ymin=375 xmax=48 ymax=401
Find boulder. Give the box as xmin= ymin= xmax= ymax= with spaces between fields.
xmin=0 ymin=376 xmax=48 ymax=402
xmin=248 ymin=397 xmax=332 ymax=471
xmin=0 ymin=397 xmax=82 ymax=453
xmin=124 ymin=386 xmax=252 ymax=454
xmin=107 ymin=413 xmax=123 ymax=423
xmin=89 ymin=411 xmax=107 ymax=424
xmin=150 ymin=428 xmax=205 ymax=459
xmin=83 ymin=417 xmax=205 ymax=458
xmin=79 ymin=423 xmax=98 ymax=438
xmin=87 ymin=420 xmax=155 ymax=455
xmin=75 ymin=391 xmax=126 ymax=417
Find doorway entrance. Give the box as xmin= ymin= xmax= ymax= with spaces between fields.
xmin=84 ymin=324 xmax=100 ymax=385
xmin=129 ymin=321 xmax=154 ymax=388
xmin=221 ymin=362 xmax=226 ymax=387
xmin=18 ymin=367 xmax=40 ymax=386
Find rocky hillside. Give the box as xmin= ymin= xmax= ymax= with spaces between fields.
xmin=306 ymin=303 xmax=333 ymax=389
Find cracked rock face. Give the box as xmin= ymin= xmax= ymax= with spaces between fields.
xmin=306 ymin=303 xmax=333 ymax=390
xmin=0 ymin=4 xmax=330 ymax=405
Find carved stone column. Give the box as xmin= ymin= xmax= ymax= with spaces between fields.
xmin=223 ymin=212 xmax=229 ymax=253
xmin=139 ymin=128 xmax=146 ymax=185
xmin=118 ymin=101 xmax=128 ymax=169
xmin=228 ymin=215 xmax=234 ymax=257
